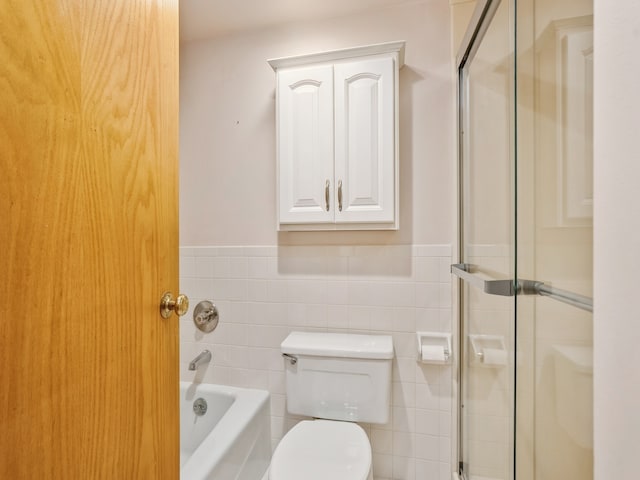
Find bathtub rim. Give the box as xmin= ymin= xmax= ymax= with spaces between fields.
xmin=180 ymin=381 xmax=270 ymax=480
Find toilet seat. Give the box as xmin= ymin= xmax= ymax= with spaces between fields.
xmin=269 ymin=420 xmax=372 ymax=480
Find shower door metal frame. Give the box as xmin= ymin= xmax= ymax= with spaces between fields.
xmin=455 ymin=0 xmax=510 ymax=478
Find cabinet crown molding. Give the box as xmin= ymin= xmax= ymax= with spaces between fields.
xmin=268 ymin=40 xmax=406 ymax=71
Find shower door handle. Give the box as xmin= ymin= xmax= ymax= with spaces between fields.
xmin=451 ymin=263 xmax=593 ymax=311
xmin=451 ymin=264 xmax=515 ymax=296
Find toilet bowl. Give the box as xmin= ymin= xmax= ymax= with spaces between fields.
xmin=269 ymin=332 xmax=394 ymax=480
xmin=269 ymin=420 xmax=372 ymax=480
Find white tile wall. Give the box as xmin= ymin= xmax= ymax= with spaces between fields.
xmin=180 ymin=244 xmax=455 ymax=480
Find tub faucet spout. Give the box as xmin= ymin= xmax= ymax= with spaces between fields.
xmin=189 ymin=350 xmax=212 ymax=370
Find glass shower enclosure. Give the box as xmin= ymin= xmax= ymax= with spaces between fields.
xmin=453 ymin=0 xmax=594 ymax=479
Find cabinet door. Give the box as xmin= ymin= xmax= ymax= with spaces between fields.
xmin=334 ymin=56 xmax=396 ymax=224
xmin=278 ymin=64 xmax=335 ymax=224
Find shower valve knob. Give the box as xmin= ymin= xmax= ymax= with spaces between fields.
xmin=193 ymin=300 xmax=219 ymax=333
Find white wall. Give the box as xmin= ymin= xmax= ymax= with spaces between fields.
xmin=593 ymin=0 xmax=640 ymax=478
xmin=450 ymin=0 xmax=477 ymax=56
xmin=180 ymin=244 xmax=454 ymax=480
xmin=179 ymin=0 xmax=454 ymax=247
xmin=179 ymin=2 xmax=457 ymax=480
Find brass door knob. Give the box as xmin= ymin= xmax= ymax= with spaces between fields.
xmin=160 ymin=292 xmax=189 ymax=319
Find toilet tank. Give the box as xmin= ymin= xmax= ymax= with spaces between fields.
xmin=281 ymin=332 xmax=393 ymax=424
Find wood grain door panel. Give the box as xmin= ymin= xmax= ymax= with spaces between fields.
xmin=0 ymin=1 xmax=179 ymax=478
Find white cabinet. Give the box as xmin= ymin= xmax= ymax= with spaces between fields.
xmin=276 ymin=64 xmax=334 ymax=225
xmin=269 ymin=41 xmax=405 ymax=230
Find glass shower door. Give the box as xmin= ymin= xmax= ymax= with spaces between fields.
xmin=456 ymin=1 xmax=516 ymax=478
xmin=455 ymin=0 xmax=594 ymax=479
xmin=515 ymin=0 xmax=594 ymax=478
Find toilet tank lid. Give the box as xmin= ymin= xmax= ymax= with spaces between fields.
xmin=281 ymin=332 xmax=394 ymax=359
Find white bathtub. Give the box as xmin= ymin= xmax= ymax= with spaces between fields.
xmin=180 ymin=382 xmax=271 ymax=480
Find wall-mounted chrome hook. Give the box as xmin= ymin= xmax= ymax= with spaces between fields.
xmin=193 ymin=300 xmax=219 ymax=333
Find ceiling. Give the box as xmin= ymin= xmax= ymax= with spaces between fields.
xmin=180 ymin=0 xmax=419 ymax=43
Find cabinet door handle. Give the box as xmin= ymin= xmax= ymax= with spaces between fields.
xmin=325 ymin=179 xmax=330 ymax=211
xmin=337 ymin=179 xmax=343 ymax=212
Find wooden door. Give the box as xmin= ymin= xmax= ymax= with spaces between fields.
xmin=0 ymin=1 xmax=179 ymax=478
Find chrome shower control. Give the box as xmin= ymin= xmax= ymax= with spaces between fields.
xmin=193 ymin=300 xmax=219 ymax=333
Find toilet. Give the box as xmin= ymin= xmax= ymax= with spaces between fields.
xmin=269 ymin=331 xmax=394 ymax=480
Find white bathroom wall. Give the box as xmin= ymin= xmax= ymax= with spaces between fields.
xmin=180 ymin=245 xmax=453 ymax=480
xmin=450 ymin=0 xmax=477 ymax=55
xmin=179 ymin=0 xmax=454 ymax=247
xmin=179 ymin=2 xmax=457 ymax=479
xmin=593 ymin=0 xmax=640 ymax=477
